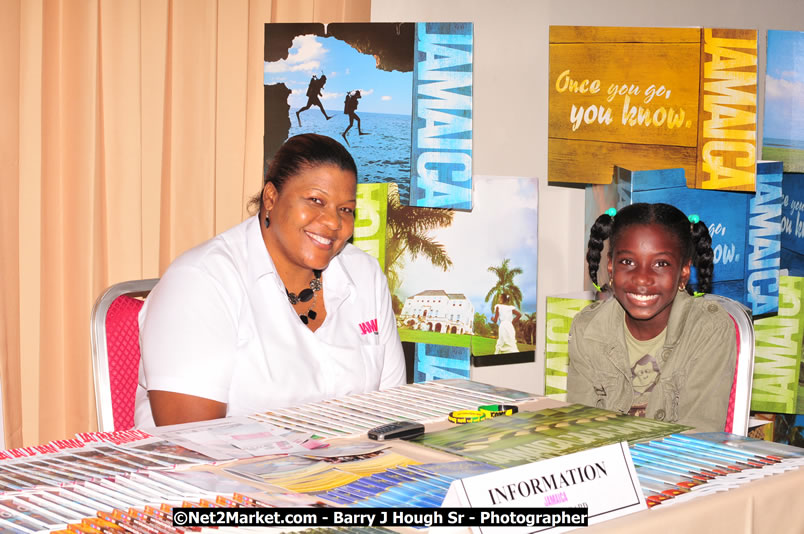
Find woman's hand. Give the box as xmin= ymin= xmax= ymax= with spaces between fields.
xmin=148 ymin=391 xmax=227 ymax=426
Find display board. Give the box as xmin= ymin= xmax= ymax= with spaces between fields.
xmin=549 ymin=26 xmax=758 ymax=192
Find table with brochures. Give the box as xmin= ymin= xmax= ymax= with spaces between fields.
xmin=369 ymin=393 xmax=804 ymax=534
xmin=1 ymin=379 xmax=802 ymax=534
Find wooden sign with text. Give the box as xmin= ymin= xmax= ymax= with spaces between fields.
xmin=548 ymin=26 xmax=757 ymax=191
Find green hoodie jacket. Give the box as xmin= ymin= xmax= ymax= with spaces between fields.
xmin=567 ymin=291 xmax=737 ymax=432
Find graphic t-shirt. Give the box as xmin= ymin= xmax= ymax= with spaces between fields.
xmin=624 ymin=325 xmax=667 ymax=417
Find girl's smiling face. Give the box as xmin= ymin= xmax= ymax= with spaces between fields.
xmin=608 ymin=223 xmax=690 ymax=341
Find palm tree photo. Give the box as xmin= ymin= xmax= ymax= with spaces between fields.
xmin=385 ymin=184 xmax=455 ymax=298
xmin=485 ymin=258 xmax=523 ymax=312
xmin=521 ymin=311 xmax=538 ymax=345
xmin=382 ymin=176 xmax=538 ymax=357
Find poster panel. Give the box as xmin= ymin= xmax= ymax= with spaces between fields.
xmin=762 ymin=30 xmax=804 ymax=173
xmin=264 ymin=22 xmax=473 ymax=208
xmin=388 ymin=176 xmax=537 ymax=357
xmin=548 ymin=26 xmax=757 ymax=192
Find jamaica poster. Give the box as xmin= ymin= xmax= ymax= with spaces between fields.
xmin=264 ymin=23 xmax=473 ymax=209
xmin=548 ymin=26 xmax=758 ymax=191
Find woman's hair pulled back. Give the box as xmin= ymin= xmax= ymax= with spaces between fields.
xmin=265 ymin=133 xmax=357 ymax=192
xmin=251 ymin=133 xmax=357 ymax=212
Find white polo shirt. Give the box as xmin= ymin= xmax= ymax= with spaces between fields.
xmin=134 ymin=215 xmax=406 ymax=428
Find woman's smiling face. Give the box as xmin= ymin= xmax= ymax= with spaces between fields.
xmin=263 ymin=163 xmax=357 ymax=273
xmin=607 ymin=223 xmax=690 ymax=340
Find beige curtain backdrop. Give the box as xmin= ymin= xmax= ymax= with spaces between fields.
xmin=0 ymin=0 xmax=370 ymax=448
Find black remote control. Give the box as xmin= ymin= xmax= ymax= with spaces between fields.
xmin=367 ymin=421 xmax=425 ymax=441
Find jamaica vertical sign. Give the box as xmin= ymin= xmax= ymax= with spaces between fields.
xmin=697 ymin=29 xmax=758 ymax=191
xmin=410 ymin=23 xmax=474 ymax=209
xmin=751 ymin=276 xmax=804 ymax=414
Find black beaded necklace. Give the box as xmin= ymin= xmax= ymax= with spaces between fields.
xmin=285 ymin=269 xmax=322 ymax=325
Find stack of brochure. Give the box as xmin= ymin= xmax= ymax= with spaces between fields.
xmin=250 ymin=379 xmax=534 ymax=438
xmin=223 ymin=445 xmax=499 ymax=508
xmin=630 ymin=432 xmax=804 ymax=507
xmin=0 ymin=470 xmax=326 ymax=533
xmin=225 ymin=445 xmax=421 ymax=494
xmin=0 ymin=438 xmax=217 ymax=492
xmin=145 ymin=416 xmax=326 ymax=461
xmin=2 ymin=490 xmax=326 ymax=533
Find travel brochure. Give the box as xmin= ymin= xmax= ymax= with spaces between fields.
xmin=314 ymin=461 xmax=498 ymax=508
xmin=413 ymin=403 xmax=691 ymax=468
xmin=146 ymin=415 xmax=318 ymax=460
xmin=251 ymin=379 xmax=535 ymax=438
xmin=629 ymin=433 xmax=804 ymax=507
xmin=224 ymin=449 xmax=419 ymax=494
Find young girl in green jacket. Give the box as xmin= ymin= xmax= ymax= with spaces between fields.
xmin=567 ymin=202 xmax=737 ymax=432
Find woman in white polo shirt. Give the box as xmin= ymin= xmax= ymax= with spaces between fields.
xmin=134 ymin=133 xmax=406 ymax=427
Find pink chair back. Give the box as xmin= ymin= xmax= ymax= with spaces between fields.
xmin=91 ymin=278 xmax=158 ymax=432
xmin=104 ymin=295 xmax=146 ymax=430
xmin=724 ymin=315 xmax=740 ymax=434
xmin=704 ymin=294 xmax=754 ymax=436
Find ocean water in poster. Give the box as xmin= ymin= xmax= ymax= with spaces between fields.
xmin=264 ymin=23 xmax=413 ymax=196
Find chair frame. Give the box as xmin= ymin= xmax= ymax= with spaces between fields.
xmin=703 ymin=293 xmax=755 ymax=436
xmin=90 ymin=278 xmax=159 ymax=432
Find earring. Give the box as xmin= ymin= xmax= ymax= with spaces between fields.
xmin=678 ymin=283 xmax=686 ymax=292
xmin=264 ymin=212 xmax=270 ymax=228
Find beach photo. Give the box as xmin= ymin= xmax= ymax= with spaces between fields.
xmin=264 ymin=23 xmax=414 ymax=197
xmin=763 ymin=30 xmax=804 ymax=172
